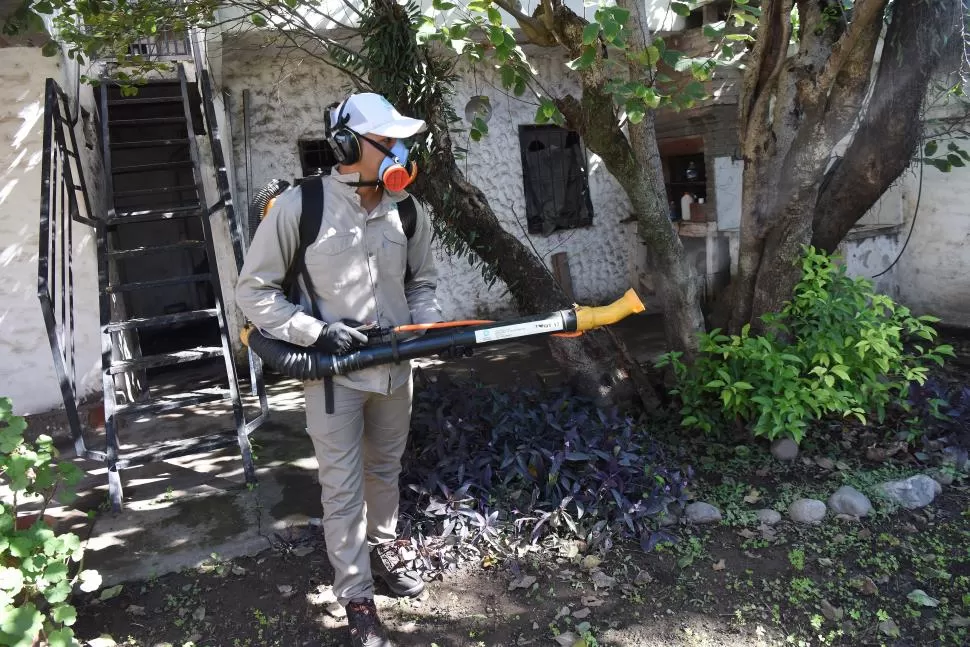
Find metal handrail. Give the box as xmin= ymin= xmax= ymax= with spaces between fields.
xmin=37 ymin=78 xmax=98 ymax=456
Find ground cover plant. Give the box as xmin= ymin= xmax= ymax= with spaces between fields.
xmin=657 ymin=247 xmax=956 ymax=443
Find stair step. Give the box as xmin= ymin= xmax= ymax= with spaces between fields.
xmin=109 ymin=117 xmax=186 ymax=127
xmin=113 ymin=161 xmax=195 ymax=174
xmin=111 ymin=139 xmax=190 ymax=149
xmin=109 ymin=97 xmax=183 ymax=106
xmin=108 ymin=240 xmax=207 ymax=259
xmin=108 ymin=346 xmax=224 ymax=375
xmin=109 ymin=205 xmax=203 ymax=224
xmin=104 ymin=273 xmax=211 ymax=293
xmin=113 ymin=185 xmax=198 ymax=198
xmin=113 ymin=388 xmax=231 ymax=418
xmin=103 ymin=308 xmax=218 ymax=332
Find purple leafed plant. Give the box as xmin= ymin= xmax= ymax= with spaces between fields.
xmin=395 ymin=378 xmax=690 ymax=574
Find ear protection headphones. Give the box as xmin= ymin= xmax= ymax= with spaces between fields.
xmin=323 ymin=96 xmax=420 ymax=192
xmin=324 ymin=99 xmax=362 ymax=165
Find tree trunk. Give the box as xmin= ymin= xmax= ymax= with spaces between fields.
xmin=722 ymin=0 xmax=892 ymax=332
xmin=553 ymin=1 xmax=706 ymax=358
xmin=811 ymin=0 xmax=963 ymax=252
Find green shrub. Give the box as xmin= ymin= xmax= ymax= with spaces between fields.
xmin=1 ymin=397 xmax=101 ymax=646
xmin=656 ymin=247 xmax=955 ymax=442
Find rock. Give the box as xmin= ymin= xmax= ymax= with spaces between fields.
xmin=685 ymin=502 xmax=722 ymax=524
xmin=771 ymin=438 xmax=799 ymax=461
xmin=827 ymin=486 xmax=872 ymax=518
xmin=878 ymin=475 xmax=942 ymax=509
xmin=788 ymin=498 xmax=827 ymax=524
xmin=928 ymin=469 xmax=955 ymax=487
xmin=755 ymin=509 xmax=782 ymax=525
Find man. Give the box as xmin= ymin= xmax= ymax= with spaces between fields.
xmin=235 ymin=92 xmax=443 ymax=647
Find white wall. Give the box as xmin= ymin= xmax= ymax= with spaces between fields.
xmin=220 ymin=40 xmax=639 ymax=319
xmin=895 ymin=146 xmax=970 ymax=325
xmin=0 ymin=47 xmax=102 ymax=416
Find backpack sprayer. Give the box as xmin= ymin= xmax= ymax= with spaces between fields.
xmin=241 ymin=176 xmax=646 ymax=380
xmin=240 ymin=288 xmax=645 ymax=381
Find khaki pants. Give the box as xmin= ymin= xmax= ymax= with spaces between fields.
xmin=304 ymin=375 xmax=413 ymax=605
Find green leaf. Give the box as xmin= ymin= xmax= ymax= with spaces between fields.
xmin=0 ymin=568 xmax=24 ymax=595
xmin=41 ymin=41 xmax=59 ymax=57
xmin=33 ymin=1 xmax=53 ymax=13
xmin=924 ymin=140 xmax=938 ymax=156
xmin=251 ymin=14 xmax=266 ymax=27
xmin=907 ymin=589 xmax=940 ymax=607
xmin=948 ymin=153 xmax=965 ymax=167
xmin=45 ymin=579 xmax=72 ymax=604
xmin=726 ymin=33 xmax=754 ymax=41
xmin=50 ymin=604 xmax=77 ymax=627
xmin=45 ymin=627 xmax=76 ymax=647
xmin=0 ymin=602 xmax=43 ymax=647
xmin=582 ymin=22 xmax=600 ymax=45
xmin=77 ymin=569 xmax=102 ymax=593
xmin=432 ymin=0 xmax=456 ymax=9
xmin=671 ymin=2 xmax=692 ymax=17
xmin=732 ymin=382 xmax=754 ymax=390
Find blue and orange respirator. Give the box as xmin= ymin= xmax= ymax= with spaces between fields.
xmin=376 ymin=140 xmax=418 ymax=192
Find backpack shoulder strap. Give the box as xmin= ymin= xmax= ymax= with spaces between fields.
xmin=281 ymin=175 xmax=324 ymax=319
xmin=400 ymin=196 xmax=418 ymax=284
xmin=400 ymin=195 xmax=417 ymax=240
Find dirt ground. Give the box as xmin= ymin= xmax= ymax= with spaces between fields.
xmin=67 ymin=329 xmax=970 ymax=647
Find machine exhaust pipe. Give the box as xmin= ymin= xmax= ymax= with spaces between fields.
xmin=241 ymin=289 xmax=646 ymax=381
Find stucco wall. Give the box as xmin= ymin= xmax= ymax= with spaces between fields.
xmin=220 ymin=41 xmax=639 ymax=320
xmin=0 ymin=47 xmax=102 ymax=416
xmin=895 ymin=148 xmax=970 ymax=325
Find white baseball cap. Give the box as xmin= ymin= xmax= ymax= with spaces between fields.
xmin=330 ymin=92 xmax=428 ymax=138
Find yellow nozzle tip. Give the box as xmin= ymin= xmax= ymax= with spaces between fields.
xmin=574 ymin=288 xmax=646 ymax=331
xmin=624 ymin=288 xmax=645 ymax=314
xmin=240 ymin=325 xmax=252 ymax=347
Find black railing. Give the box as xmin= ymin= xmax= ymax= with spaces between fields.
xmin=37 ymin=78 xmax=98 ymax=456
xmin=86 ymin=26 xmax=192 ymax=61
xmin=189 ymin=39 xmax=269 ymax=425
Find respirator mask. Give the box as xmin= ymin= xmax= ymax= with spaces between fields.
xmin=370 ymin=137 xmax=418 ymax=192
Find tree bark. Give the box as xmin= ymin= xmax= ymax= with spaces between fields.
xmin=811 ymin=0 xmax=963 ymax=252
xmin=552 ymin=0 xmax=705 ymax=358
xmin=723 ymin=0 xmax=894 ymax=332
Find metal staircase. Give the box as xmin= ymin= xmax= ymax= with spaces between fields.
xmin=89 ymin=64 xmax=266 ymax=510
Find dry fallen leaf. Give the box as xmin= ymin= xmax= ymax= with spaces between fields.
xmin=738 ymin=528 xmax=758 ymax=540
xmin=554 ymin=631 xmax=578 ymax=646
xmin=820 ymin=599 xmax=842 ymax=622
xmin=743 ymin=488 xmax=762 ymax=504
xmin=816 ymin=457 xmax=835 ymax=470
xmin=509 ymin=575 xmax=537 ymax=591
xmin=572 ymin=607 xmax=591 ymax=619
xmin=712 ymin=559 xmax=726 ymax=571
xmin=590 ymin=570 xmax=616 ymax=589
xmin=948 ymin=615 xmax=970 ymax=628
xmin=581 ymin=555 xmax=602 ymax=571
xmin=581 ymin=595 xmax=605 ymax=607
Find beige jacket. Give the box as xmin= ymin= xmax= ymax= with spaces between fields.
xmin=235 ymin=169 xmax=443 ymax=394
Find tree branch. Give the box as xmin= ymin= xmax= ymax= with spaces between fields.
xmin=492 ymin=0 xmax=556 ymax=44
xmin=739 ymin=0 xmax=794 ymax=151
xmin=811 ymin=0 xmax=963 ymax=251
xmin=815 ymin=0 xmax=890 ymax=97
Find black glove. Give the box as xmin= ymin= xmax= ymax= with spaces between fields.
xmin=313 ymin=321 xmax=368 ymax=354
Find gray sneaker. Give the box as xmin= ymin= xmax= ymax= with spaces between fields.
xmin=370 ymin=541 xmax=426 ymax=598
xmin=346 ymin=598 xmax=393 ymax=647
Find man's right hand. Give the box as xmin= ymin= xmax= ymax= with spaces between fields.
xmin=313 ymin=321 xmax=368 ymax=354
